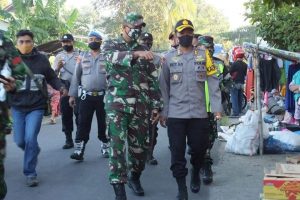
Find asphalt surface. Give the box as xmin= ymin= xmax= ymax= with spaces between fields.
xmin=4 ymin=116 xmax=288 ymax=200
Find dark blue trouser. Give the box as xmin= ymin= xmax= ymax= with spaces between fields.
xmin=230 ymin=87 xmax=243 ymax=116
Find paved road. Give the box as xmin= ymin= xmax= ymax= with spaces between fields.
xmin=4 ymin=117 xmax=287 ymax=200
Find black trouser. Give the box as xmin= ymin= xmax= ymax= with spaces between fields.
xmin=167 ymin=118 xmax=209 ymax=178
xmin=60 ymin=96 xmax=79 ymax=136
xmin=75 ymin=95 xmax=107 ymax=143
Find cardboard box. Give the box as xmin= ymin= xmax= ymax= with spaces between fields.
xmin=263 ymin=177 xmax=300 ymax=200
xmin=287 ymin=156 xmax=300 ymax=165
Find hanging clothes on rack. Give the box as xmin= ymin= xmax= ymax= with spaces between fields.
xmin=245 ymin=54 xmax=254 ymax=102
xmin=259 ymin=56 xmax=281 ymax=92
xmin=277 ymin=58 xmax=287 ymax=97
xmin=245 ymin=69 xmax=254 ymax=102
xmin=285 ymin=63 xmax=300 ymax=114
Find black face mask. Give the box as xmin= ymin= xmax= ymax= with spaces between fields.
xmin=63 ymin=45 xmax=73 ymax=52
xmin=178 ymin=35 xmax=193 ymax=47
xmin=88 ymin=42 xmax=101 ymax=50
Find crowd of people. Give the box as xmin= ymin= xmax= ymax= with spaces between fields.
xmin=0 ymin=11 xmax=249 ymax=200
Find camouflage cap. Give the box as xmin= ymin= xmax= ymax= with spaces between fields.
xmin=123 ymin=12 xmax=146 ymax=28
xmin=198 ymin=35 xmax=214 ymax=47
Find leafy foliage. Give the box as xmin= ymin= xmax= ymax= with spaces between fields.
xmin=219 ymin=26 xmax=257 ymax=45
xmin=0 ymin=0 xmax=79 ymax=45
xmin=262 ymin=0 xmax=300 ymax=7
xmin=93 ymin=0 xmax=230 ymax=50
xmin=245 ymin=0 xmax=300 ymax=51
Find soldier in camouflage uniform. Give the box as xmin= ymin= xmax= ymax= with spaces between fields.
xmin=102 ymin=12 xmax=161 ymax=200
xmin=0 ymin=31 xmax=31 ymax=200
xmin=198 ymin=35 xmax=226 ymax=185
xmin=138 ymin=32 xmax=160 ymax=165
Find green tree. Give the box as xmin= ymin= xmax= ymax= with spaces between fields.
xmin=219 ymin=26 xmax=257 ymax=45
xmin=245 ymin=0 xmax=300 ymax=51
xmin=0 ymin=0 xmax=79 ymax=44
xmin=93 ymin=0 xmax=230 ymax=50
xmin=262 ymin=0 xmax=300 ymax=7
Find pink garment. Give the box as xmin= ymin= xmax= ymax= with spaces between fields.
xmin=47 ymin=85 xmax=60 ymax=117
xmin=263 ymin=92 xmax=268 ymax=106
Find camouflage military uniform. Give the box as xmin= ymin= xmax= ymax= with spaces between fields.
xmin=204 ymin=57 xmax=226 ymax=165
xmin=0 ymin=32 xmax=29 ymax=199
xmin=103 ymin=15 xmax=161 ymax=184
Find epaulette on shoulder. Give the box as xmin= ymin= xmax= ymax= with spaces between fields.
xmin=165 ymin=48 xmax=177 ymax=57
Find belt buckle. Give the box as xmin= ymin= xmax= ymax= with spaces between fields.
xmin=92 ymin=91 xmax=98 ymax=96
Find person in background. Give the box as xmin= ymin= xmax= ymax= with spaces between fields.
xmin=69 ymin=31 xmax=109 ymax=161
xmin=289 ymin=70 xmax=300 ymax=125
xmin=53 ymin=34 xmax=80 ymax=149
xmin=9 ymin=30 xmax=65 ymax=187
xmin=192 ymin=33 xmax=201 ymax=47
xmin=197 ymin=35 xmax=227 ymax=185
xmin=139 ymin=32 xmax=161 ymax=165
xmin=229 ymin=49 xmax=247 ymax=117
xmin=47 ymin=84 xmax=60 ymax=124
xmin=169 ymin=31 xmax=179 ymax=50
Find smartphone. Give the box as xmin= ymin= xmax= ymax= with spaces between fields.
xmin=0 ymin=75 xmax=10 ymax=83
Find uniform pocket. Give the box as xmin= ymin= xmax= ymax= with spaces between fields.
xmin=82 ymin=66 xmax=91 ymax=75
xmin=99 ymin=63 xmax=106 ymax=74
xmin=170 ymin=67 xmax=183 ymax=84
xmin=194 ymin=65 xmax=207 ymax=82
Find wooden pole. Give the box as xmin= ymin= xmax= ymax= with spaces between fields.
xmin=243 ymin=42 xmax=300 ymax=62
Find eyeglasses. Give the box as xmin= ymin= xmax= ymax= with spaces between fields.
xmin=17 ymin=40 xmax=33 ymax=44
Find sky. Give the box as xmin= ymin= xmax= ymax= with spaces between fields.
xmin=65 ymin=0 xmax=249 ymax=30
xmin=204 ymin=0 xmax=249 ymax=30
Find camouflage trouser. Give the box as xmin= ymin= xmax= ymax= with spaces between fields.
xmin=0 ymin=102 xmax=9 ymax=199
xmin=107 ymin=110 xmax=149 ymax=184
xmin=204 ymin=112 xmax=218 ymax=165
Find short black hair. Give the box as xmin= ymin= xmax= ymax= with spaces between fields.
xmin=193 ymin=34 xmax=202 ymax=39
xmin=16 ymin=29 xmax=34 ymax=39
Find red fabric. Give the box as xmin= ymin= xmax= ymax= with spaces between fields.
xmin=11 ymin=56 xmax=22 ymax=65
xmin=48 ymin=85 xmax=60 ymax=117
xmin=245 ymin=69 xmax=254 ymax=102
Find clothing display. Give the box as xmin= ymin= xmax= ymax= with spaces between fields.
xmin=259 ymin=58 xmax=281 ymax=92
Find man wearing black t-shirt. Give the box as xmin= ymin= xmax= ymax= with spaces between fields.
xmin=229 ymin=56 xmax=247 ymax=116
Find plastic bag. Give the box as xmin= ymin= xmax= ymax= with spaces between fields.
xmin=264 ymin=130 xmax=300 ymax=154
xmin=225 ymin=110 xmax=259 ymax=156
xmin=269 ymin=130 xmax=300 ymax=149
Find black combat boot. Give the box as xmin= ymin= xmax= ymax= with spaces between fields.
xmin=113 ymin=183 xmax=127 ymax=200
xmin=70 ymin=141 xmax=85 ymax=161
xmin=190 ymin=167 xmax=200 ymax=193
xmin=176 ymin=177 xmax=188 ymax=200
xmin=202 ymin=162 xmax=213 ymax=185
xmin=148 ymin=155 xmax=158 ymax=165
xmin=63 ymin=132 xmax=74 ymax=149
xmin=128 ymin=172 xmax=144 ymax=196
